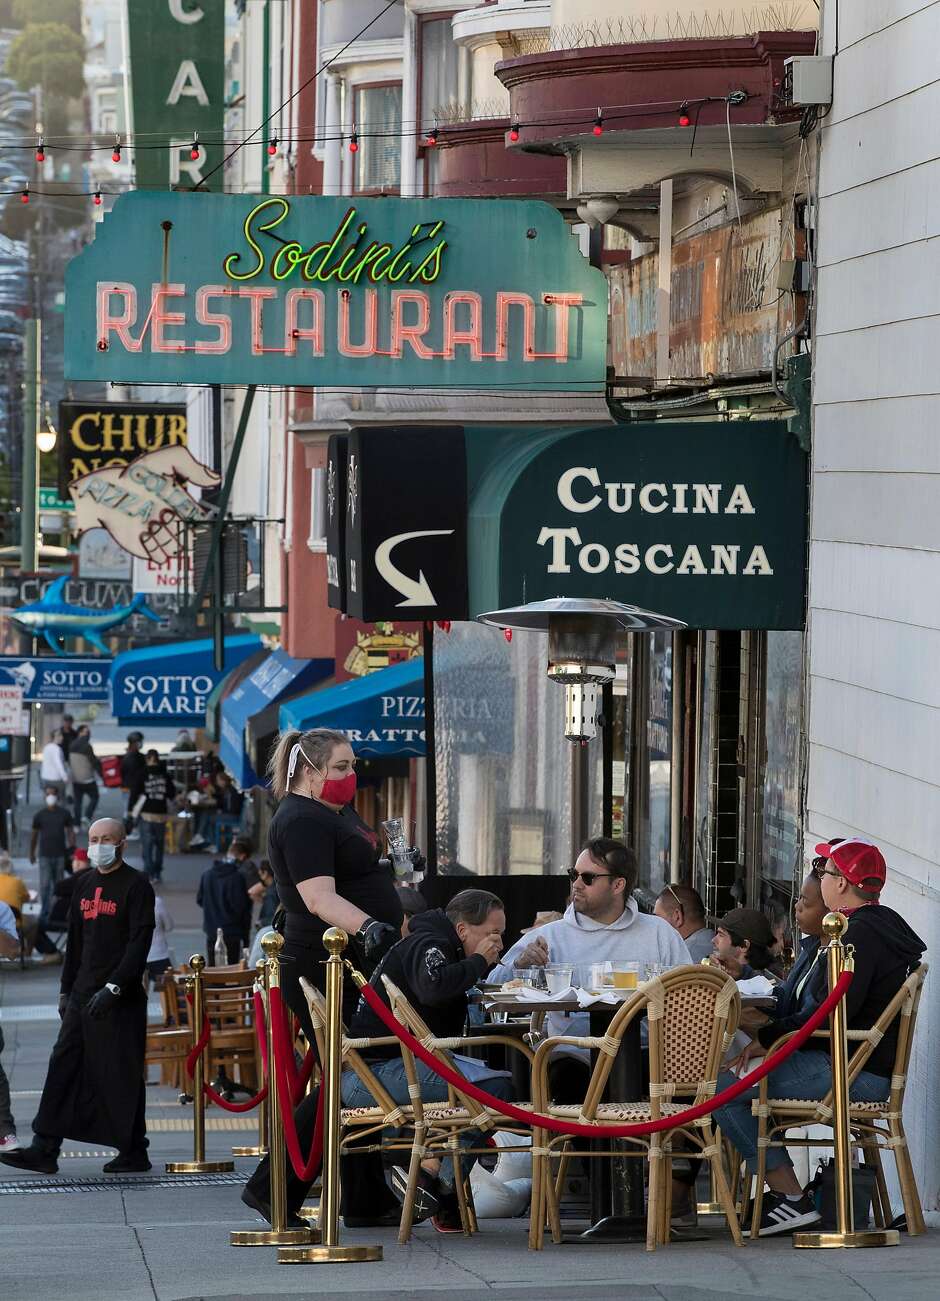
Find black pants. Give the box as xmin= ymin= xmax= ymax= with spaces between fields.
xmin=548 ymin=1055 xmax=591 ymax=1104
xmin=72 ymin=781 xmax=99 ymax=824
xmin=245 ymin=932 xmax=397 ymax=1218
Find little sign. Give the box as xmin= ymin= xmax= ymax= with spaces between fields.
xmin=0 ymin=681 xmax=24 ymax=732
xmin=65 ymin=193 xmax=608 ymax=391
xmin=0 ymin=657 xmax=112 ymax=704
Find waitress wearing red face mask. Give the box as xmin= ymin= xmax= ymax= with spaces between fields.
xmin=243 ymin=728 xmax=404 ymax=1228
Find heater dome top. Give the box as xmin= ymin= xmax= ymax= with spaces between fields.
xmin=476 ymin=596 xmax=686 ymax=633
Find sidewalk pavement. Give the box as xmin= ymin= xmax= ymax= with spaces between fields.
xmin=2 ymin=785 xmax=938 ymax=1299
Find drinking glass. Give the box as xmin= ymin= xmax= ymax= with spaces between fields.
xmin=609 ymin=961 xmax=640 ymax=990
xmin=544 ymin=963 xmax=574 ymax=995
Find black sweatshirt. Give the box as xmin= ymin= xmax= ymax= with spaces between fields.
xmin=348 ymin=909 xmax=490 ymax=1061
xmin=757 ymin=904 xmax=925 ymax=1076
xmin=61 ymin=862 xmax=156 ymax=998
xmin=197 ymin=858 xmax=253 ymax=937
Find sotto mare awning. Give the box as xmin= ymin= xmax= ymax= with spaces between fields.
xmin=220 ymin=648 xmax=332 ymax=788
xmin=109 ymin=634 xmax=262 ymax=727
xmin=278 ymin=658 xmax=425 ymax=757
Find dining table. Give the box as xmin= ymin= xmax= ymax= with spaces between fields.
xmin=481 ymin=987 xmax=649 ymax=1243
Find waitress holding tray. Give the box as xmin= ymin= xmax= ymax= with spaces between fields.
xmin=242 ymin=727 xmax=404 ymax=1229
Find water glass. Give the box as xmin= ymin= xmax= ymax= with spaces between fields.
xmin=644 ymin=962 xmax=667 ymax=982
xmin=544 ymin=963 xmax=574 ymax=995
xmin=609 ymin=961 xmax=640 ymax=990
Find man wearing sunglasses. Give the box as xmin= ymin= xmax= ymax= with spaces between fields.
xmin=490 ymin=838 xmax=691 ymax=1098
xmin=713 ymin=837 xmax=925 ymax=1236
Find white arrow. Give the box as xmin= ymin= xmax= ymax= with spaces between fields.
xmin=374 ymin=529 xmax=454 ymax=607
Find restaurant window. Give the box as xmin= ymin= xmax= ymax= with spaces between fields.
xmin=433 ymin=622 xmax=601 ymax=878
xmin=758 ymin=631 xmax=803 ymax=884
xmin=353 ymin=83 xmax=401 ymax=193
xmin=307 ymin=466 xmax=326 ymax=553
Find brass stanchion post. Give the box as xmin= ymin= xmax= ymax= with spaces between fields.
xmin=167 ymin=955 xmax=235 ymax=1174
xmin=794 ymin=913 xmax=898 ymax=1250
xmin=232 ymin=934 xmax=315 ymax=1246
xmin=232 ymin=960 xmax=269 ymax=1159
xmin=279 ymin=927 xmax=382 ymax=1265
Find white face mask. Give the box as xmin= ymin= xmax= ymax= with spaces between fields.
xmin=88 ymin=843 xmax=118 ymax=869
xmin=45 ymin=794 xmax=58 ymax=807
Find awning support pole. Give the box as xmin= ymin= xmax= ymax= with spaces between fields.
xmin=186 ymin=384 xmax=257 ymax=645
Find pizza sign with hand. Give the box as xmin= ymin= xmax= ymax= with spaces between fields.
xmin=69 ymin=445 xmax=220 ymax=564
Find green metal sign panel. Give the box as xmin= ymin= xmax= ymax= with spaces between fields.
xmin=64 ymin=193 xmax=608 ymax=390
xmin=467 ymin=421 xmax=807 ymax=629
xmin=127 ymin=0 xmax=224 ymax=192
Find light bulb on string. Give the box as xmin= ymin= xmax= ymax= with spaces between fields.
xmin=425 ymin=127 xmax=438 ymax=147
xmin=268 ymin=136 xmax=278 ymax=156
xmin=35 ymin=138 xmax=45 ymax=163
xmin=20 ymin=187 xmax=29 ymax=204
xmin=349 ymin=131 xmax=359 ymax=154
xmin=503 ymin=628 xmax=513 ymax=643
xmin=190 ymin=134 xmax=200 ymax=161
xmin=678 ymin=103 xmax=691 ymax=127
xmin=509 ymin=121 xmax=520 ymax=142
xmin=93 ymin=190 xmax=102 ymax=207
xmin=593 ymin=109 xmax=604 ymax=136
xmin=112 ymin=136 xmax=121 ymax=163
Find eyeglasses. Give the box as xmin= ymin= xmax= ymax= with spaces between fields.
xmin=568 ymin=867 xmax=613 ymax=887
xmin=663 ymin=884 xmax=684 ymax=912
xmin=815 ymin=866 xmax=842 ymax=880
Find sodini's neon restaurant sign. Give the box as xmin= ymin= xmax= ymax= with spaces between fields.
xmin=64 ymin=194 xmax=608 ymax=391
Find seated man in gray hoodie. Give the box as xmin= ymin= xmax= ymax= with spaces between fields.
xmin=491 ymin=838 xmax=691 ymax=1100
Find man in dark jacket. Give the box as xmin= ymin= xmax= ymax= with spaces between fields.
xmin=197 ymin=856 xmax=253 ymax=964
xmin=129 ymin=751 xmax=176 ymax=883
xmin=343 ymin=888 xmax=511 ymax=1232
xmin=714 ymin=838 xmax=926 ymax=1237
xmin=0 ymin=818 xmax=155 ymax=1175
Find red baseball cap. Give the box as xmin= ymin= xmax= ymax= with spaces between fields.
xmin=814 ymin=838 xmax=886 ymax=892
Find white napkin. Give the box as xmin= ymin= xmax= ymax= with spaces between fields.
xmin=736 ymin=974 xmax=776 ymax=997
xmin=575 ymin=989 xmax=623 ymax=1008
xmin=509 ymin=985 xmax=575 ymax=1002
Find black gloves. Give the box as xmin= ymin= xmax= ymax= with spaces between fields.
xmin=86 ymin=986 xmax=120 ymax=1020
xmin=354 ymin=917 xmax=399 ymax=965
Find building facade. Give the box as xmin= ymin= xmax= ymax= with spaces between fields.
xmin=809 ymin=0 xmax=940 ymax=1221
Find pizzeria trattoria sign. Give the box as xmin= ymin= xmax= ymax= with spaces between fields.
xmin=64 ymin=194 xmax=608 ymax=391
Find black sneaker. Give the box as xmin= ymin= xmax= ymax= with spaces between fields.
xmin=240 ymin=1185 xmax=309 ymax=1230
xmin=103 ymin=1153 xmax=152 ymax=1174
xmin=752 ymin=1191 xmax=821 ymax=1237
xmin=0 ymin=1146 xmax=58 ymax=1175
xmin=431 ymin=1190 xmax=464 ymax=1234
xmin=388 ymin=1165 xmax=439 ymax=1223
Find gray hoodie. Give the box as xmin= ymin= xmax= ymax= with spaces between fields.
xmin=492 ymin=898 xmax=692 ymax=1055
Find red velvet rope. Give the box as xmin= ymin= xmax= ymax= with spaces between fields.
xmin=270 ymin=986 xmax=325 ymax=1180
xmin=358 ymin=971 xmax=854 ymax=1139
xmin=183 ymin=992 xmax=268 ymax=1113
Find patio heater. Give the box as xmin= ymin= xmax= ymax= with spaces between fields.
xmin=477 ymin=597 xmax=685 ymax=743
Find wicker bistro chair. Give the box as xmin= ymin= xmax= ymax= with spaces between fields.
xmin=186 ymin=967 xmax=261 ymax=1094
xmin=381 ymin=976 xmax=536 ymax=1242
xmin=529 ymin=964 xmax=742 ymax=1252
xmin=749 ymin=963 xmax=928 ymax=1238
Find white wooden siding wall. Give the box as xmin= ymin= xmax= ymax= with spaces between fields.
xmin=810 ymin=0 xmax=940 ymax=1221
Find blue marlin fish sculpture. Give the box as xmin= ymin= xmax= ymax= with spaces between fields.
xmin=11 ymin=575 xmax=161 ymax=656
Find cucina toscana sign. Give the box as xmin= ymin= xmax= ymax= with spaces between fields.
xmin=64 ymin=194 xmax=608 ymax=391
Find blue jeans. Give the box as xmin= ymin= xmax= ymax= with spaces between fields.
xmin=38 ymin=856 xmax=65 ymax=921
xmin=341 ymin=1056 xmax=513 ymax=1190
xmin=714 ymin=1049 xmax=890 ymax=1173
xmin=139 ymin=819 xmax=166 ymax=880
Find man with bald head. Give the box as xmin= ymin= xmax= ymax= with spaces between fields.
xmin=1 ymin=818 xmax=155 ymax=1175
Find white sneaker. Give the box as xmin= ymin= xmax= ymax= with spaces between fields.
xmin=127 ymin=831 xmax=140 ymax=841
xmin=0 ymin=1134 xmax=21 ymax=1154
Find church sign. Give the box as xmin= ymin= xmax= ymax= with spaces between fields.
xmin=64 ymin=194 xmax=608 ymax=391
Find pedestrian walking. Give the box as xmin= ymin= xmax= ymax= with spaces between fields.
xmin=146 ymin=885 xmax=175 ymax=987
xmin=120 ymin=732 xmax=147 ymax=838
xmin=0 ymin=900 xmax=21 ymax=1155
xmin=30 ymin=787 xmax=75 ymax=920
xmin=197 ymin=853 xmax=252 ymax=965
xmin=39 ymin=730 xmax=71 ymax=802
xmin=68 ymin=725 xmax=101 ymax=827
xmin=58 ymin=715 xmax=77 ymax=759
xmin=0 ymin=818 xmax=156 ymax=1176
xmin=128 ymin=750 xmax=176 ymax=883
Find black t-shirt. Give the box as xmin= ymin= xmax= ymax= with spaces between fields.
xmin=32 ymin=805 xmax=73 ymax=856
xmin=62 ymin=862 xmax=156 ymax=997
xmin=267 ymin=794 xmax=402 ymax=947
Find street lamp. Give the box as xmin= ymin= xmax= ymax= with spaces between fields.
xmin=477 ymin=596 xmax=686 ymax=743
xmin=36 ymin=403 xmax=57 ymax=454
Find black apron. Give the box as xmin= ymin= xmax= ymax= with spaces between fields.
xmin=35 ymin=988 xmax=147 ymax=1151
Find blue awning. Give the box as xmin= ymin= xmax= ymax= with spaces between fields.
xmin=110 ymin=634 xmax=263 ymax=727
xmin=279 ymin=659 xmax=425 ymax=757
xmin=220 ymin=649 xmax=332 ymax=788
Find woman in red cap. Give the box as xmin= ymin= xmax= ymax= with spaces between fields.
xmin=713 ymin=836 xmax=925 ymax=1237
